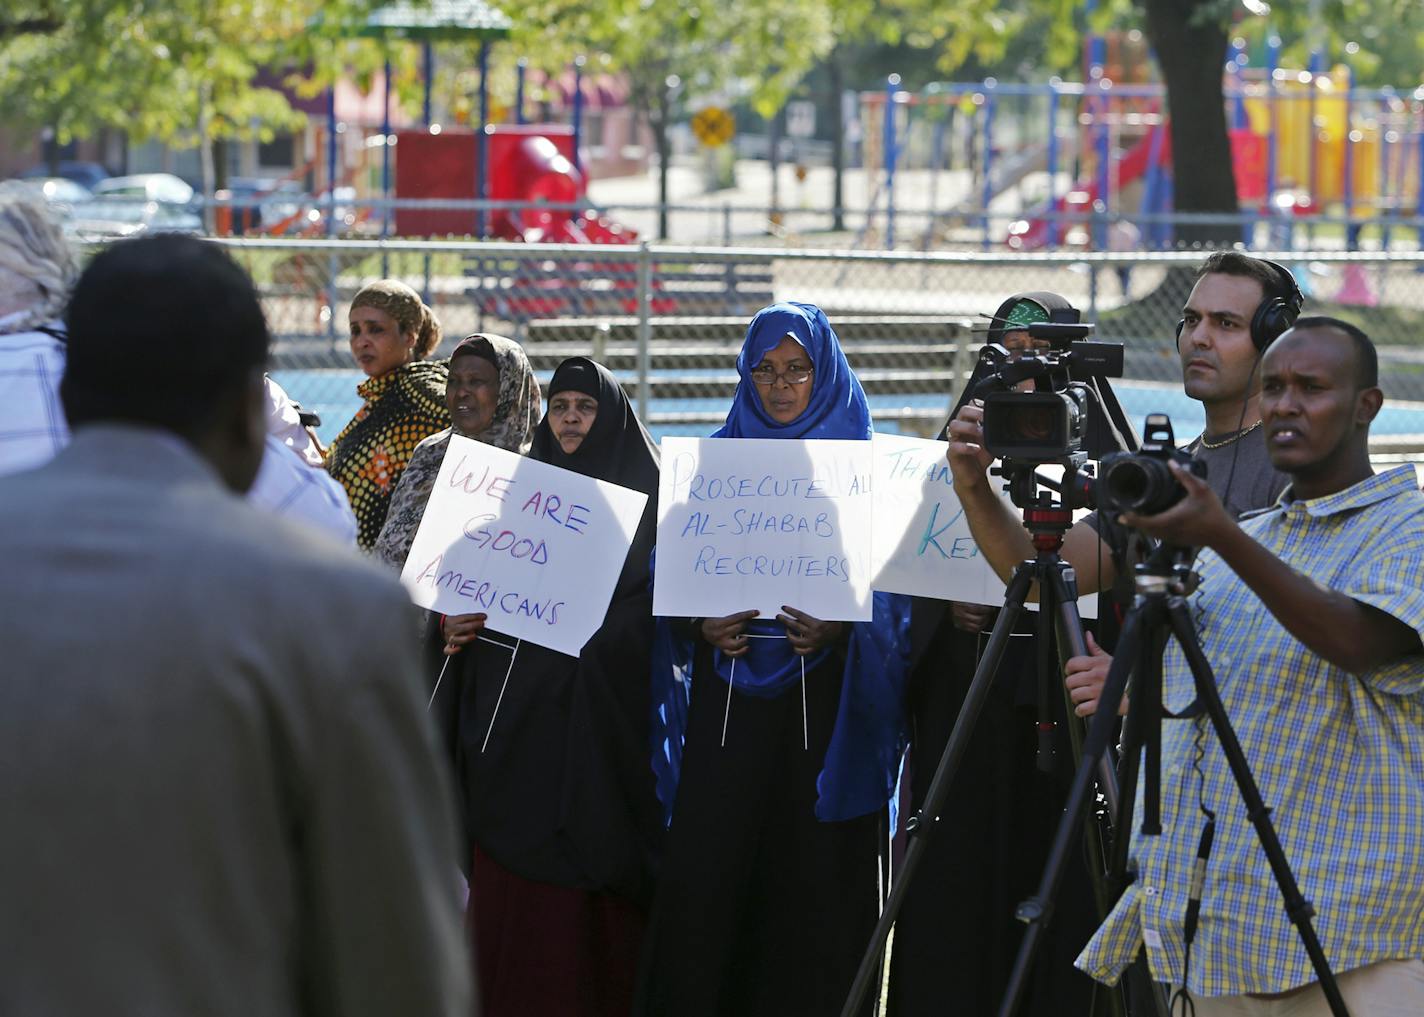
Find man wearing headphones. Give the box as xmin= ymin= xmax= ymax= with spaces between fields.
xmin=938 ymin=251 xmax=1302 ymax=1009
xmin=946 ymin=252 xmax=1299 ymax=676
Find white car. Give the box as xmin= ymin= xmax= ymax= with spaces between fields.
xmin=92 ymin=173 xmax=196 ymax=206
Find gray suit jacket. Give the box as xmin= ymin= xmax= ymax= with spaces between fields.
xmin=0 ymin=425 xmax=472 ymax=1017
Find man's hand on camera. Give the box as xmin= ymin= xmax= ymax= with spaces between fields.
xmin=945 ymin=401 xmax=994 ymax=490
xmin=1063 ymin=631 xmax=1127 ymax=717
xmin=1118 ymin=460 xmax=1235 ymax=550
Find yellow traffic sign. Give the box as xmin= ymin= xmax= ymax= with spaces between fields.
xmin=692 ymin=106 xmax=735 ymax=148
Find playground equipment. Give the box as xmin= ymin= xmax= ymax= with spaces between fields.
xmin=861 ymin=34 xmax=1424 ymax=255
xmin=392 ymin=123 xmax=636 ymax=244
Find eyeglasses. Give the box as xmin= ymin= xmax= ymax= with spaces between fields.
xmin=750 ymin=365 xmax=814 ymax=386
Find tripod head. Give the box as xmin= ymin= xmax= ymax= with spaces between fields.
xmin=993 ymin=453 xmax=1097 ymax=556
xmin=1132 ymin=533 xmax=1201 ymax=596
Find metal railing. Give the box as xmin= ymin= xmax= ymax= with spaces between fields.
xmin=200 ymin=237 xmax=1424 ymax=448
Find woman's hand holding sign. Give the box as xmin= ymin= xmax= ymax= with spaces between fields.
xmin=777 ymin=605 xmax=844 ymax=656
xmin=701 ymin=610 xmax=760 ymax=657
xmin=442 ymin=612 xmax=487 ymax=655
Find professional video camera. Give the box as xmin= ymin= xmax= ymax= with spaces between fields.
xmin=969 ymin=310 xmax=1126 ymax=465
xmin=1099 ymin=413 xmax=1207 ymax=516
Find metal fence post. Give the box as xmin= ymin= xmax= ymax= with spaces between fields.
xmin=637 ymin=241 xmax=652 ymax=423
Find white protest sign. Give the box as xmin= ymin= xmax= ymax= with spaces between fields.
xmin=399 ymin=434 xmax=648 ymax=656
xmin=868 ymin=434 xmax=1096 ymax=618
xmin=653 ymin=437 xmax=875 ymax=621
xmin=870 ymin=433 xmax=1006 ymax=603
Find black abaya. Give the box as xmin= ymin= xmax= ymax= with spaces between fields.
xmin=638 ymin=638 xmax=885 ymax=1017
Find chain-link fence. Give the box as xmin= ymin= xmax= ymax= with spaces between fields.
xmin=207 ymin=238 xmax=1424 ymax=450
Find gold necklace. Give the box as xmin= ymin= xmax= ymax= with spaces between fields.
xmin=1198 ymin=418 xmax=1263 ymax=450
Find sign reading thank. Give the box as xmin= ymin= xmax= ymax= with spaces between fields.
xmin=399 ymin=434 xmax=649 ymax=656
xmin=653 ymin=437 xmax=875 ymax=621
xmin=868 ymin=434 xmax=1096 ymax=618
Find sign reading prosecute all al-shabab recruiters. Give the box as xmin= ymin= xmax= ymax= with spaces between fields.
xmin=653 ymin=437 xmax=875 ymax=622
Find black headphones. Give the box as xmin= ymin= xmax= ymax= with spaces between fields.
xmin=1175 ymin=258 xmax=1304 ymax=352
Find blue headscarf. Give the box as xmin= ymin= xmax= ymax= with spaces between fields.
xmin=650 ymin=302 xmax=911 ymax=824
xmin=713 ymin=302 xmax=872 ymax=442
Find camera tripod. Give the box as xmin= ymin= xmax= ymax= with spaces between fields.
xmin=1002 ymin=543 xmax=1350 ymax=1017
xmin=839 ymin=473 xmax=1132 ymax=1017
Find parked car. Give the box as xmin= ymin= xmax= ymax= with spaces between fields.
xmin=64 ymin=197 xmax=203 ymax=242
xmin=21 ymin=160 xmax=111 ymax=190
xmin=16 ymin=177 xmax=93 ymax=217
xmin=92 ymin=173 xmax=196 ymax=207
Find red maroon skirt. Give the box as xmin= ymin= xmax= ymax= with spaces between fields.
xmin=469 ymin=846 xmax=646 ymax=1017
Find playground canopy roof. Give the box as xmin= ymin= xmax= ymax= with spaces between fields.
xmin=360 ymin=0 xmax=513 ymax=41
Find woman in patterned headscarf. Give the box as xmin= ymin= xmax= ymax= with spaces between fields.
xmin=326 ymin=279 xmax=449 ymax=549
xmin=373 ymin=333 xmax=541 ymax=571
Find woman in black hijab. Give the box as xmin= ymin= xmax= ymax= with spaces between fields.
xmin=436 ymin=357 xmax=662 ymax=1017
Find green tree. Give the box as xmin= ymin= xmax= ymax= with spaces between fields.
xmin=0 ymin=0 xmax=386 ymax=199
xmin=827 ymin=0 xmax=1420 ymax=248
xmin=511 ymin=0 xmax=835 ymax=239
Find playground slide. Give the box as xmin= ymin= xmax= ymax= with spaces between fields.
xmin=945 ymin=140 xmax=1064 ymax=216
xmin=486 ymin=134 xmax=636 ymax=245
xmin=1008 ymin=123 xmax=1169 ymax=250
xmin=393 ymin=126 xmax=638 ymax=245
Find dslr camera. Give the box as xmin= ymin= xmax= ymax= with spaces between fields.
xmin=1098 ymin=414 xmax=1207 ymax=516
xmin=974 ymin=311 xmax=1124 ymax=463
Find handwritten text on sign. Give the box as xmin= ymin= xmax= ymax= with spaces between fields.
xmin=399 ymin=434 xmax=648 ymax=656
xmin=868 ymin=434 xmax=1096 ymax=617
xmin=869 ymin=433 xmax=1009 ymax=604
xmin=653 ymin=437 xmax=874 ymax=621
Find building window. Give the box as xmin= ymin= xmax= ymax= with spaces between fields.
xmin=258 ymin=134 xmax=295 ymax=168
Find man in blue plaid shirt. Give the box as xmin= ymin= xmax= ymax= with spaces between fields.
xmin=1075 ymin=317 xmax=1424 ymax=1014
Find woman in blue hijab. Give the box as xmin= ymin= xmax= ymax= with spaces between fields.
xmin=640 ymin=303 xmax=911 ymax=1017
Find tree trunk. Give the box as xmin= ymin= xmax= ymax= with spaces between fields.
xmin=212 ymin=137 xmax=229 ymax=192
xmin=654 ymin=87 xmax=671 ymax=241
xmin=43 ymin=126 xmax=60 ymax=174
xmin=829 ymin=51 xmax=845 ymax=233
xmin=1141 ymin=0 xmax=1239 ymax=249
xmin=197 ymin=85 xmax=216 ymax=234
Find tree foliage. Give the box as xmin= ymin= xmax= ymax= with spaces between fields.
xmin=509 ymin=0 xmax=835 ymax=122
xmin=0 ymin=0 xmax=389 ymax=150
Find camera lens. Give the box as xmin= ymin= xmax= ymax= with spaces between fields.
xmin=1104 ymin=458 xmax=1169 ymax=514
xmin=1009 ymin=404 xmax=1057 ymax=442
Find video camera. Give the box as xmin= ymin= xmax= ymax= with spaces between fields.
xmin=971 ymin=310 xmax=1125 ymax=464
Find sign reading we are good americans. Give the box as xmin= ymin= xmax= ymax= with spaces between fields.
xmin=653 ymin=437 xmax=875 ymax=621
xmin=400 ymin=434 xmax=649 ymax=656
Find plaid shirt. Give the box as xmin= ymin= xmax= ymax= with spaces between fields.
xmin=1078 ymin=466 xmax=1424 ymax=996
xmin=0 ymin=322 xmax=68 ymax=478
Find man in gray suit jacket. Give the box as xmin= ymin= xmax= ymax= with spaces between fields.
xmin=0 ymin=235 xmax=473 ymax=1017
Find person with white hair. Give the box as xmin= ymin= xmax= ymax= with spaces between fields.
xmin=0 ymin=183 xmax=356 ymax=542
xmin=0 ymin=181 xmax=78 ymax=477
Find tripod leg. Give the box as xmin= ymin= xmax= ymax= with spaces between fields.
xmin=837 ymin=565 xmax=1036 ymax=1017
xmin=1104 ymin=605 xmax=1172 ymax=1017
xmin=996 ymin=609 xmax=1145 ymax=1017
xmin=1166 ymin=600 xmax=1351 ymax=1017
xmin=1106 ymin=610 xmax=1153 ymax=890
xmin=1040 ymin=569 xmax=1127 ymax=1017
xmin=1045 ymin=566 xmax=1119 ymax=821
xmin=1035 ymin=581 xmax=1058 ymax=774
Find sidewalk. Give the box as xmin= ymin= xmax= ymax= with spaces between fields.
xmin=587 ymin=158 xmax=1007 ymax=248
